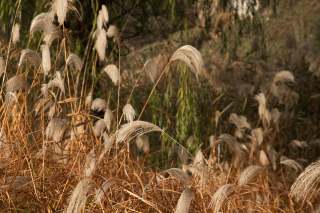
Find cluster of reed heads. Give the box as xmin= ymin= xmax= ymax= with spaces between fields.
xmin=0 ymin=0 xmax=319 ymax=212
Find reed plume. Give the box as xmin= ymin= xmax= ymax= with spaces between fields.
xmin=93 ymin=179 xmax=119 ymax=203
xmin=45 ymin=118 xmax=68 ymax=142
xmin=280 ymin=158 xmax=303 ymax=172
xmin=12 ymin=23 xmax=20 ymax=45
xmin=175 ymin=188 xmax=194 ymax=213
xmin=91 ymin=98 xmax=107 ymax=112
xmin=170 ymin=45 xmax=204 ymax=78
xmin=290 ymin=160 xmax=320 ymax=204
xmin=66 ymin=178 xmax=94 ymax=213
xmin=165 ymin=168 xmax=190 ymax=187
xmin=84 ymin=149 xmax=96 ymax=177
xmin=106 ymin=25 xmax=120 ymax=45
xmin=123 ymin=104 xmax=135 ymax=123
xmin=95 ymin=29 xmax=107 ymax=61
xmin=41 ymin=44 xmax=51 ymax=77
xmin=103 ymin=64 xmax=119 ymax=85
xmin=135 ymin=135 xmax=150 ymax=153
xmin=207 ymin=184 xmax=237 ymax=212
xmin=18 ymin=49 xmax=42 ymax=70
xmin=104 ymin=108 xmax=114 ymax=131
xmin=66 ymin=53 xmax=83 ymax=70
xmin=273 ymin=71 xmax=295 ymax=84
xmin=94 ymin=120 xmax=106 ymax=136
xmin=237 ymin=165 xmax=265 ymax=186
xmin=116 ymin=121 xmax=163 ymax=143
xmin=5 ymin=76 xmax=30 ymax=93
xmin=144 ymin=59 xmax=158 ymax=83
xmin=48 ymin=71 xmax=65 ymax=93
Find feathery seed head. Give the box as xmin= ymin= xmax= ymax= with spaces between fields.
xmin=94 ymin=120 xmax=106 ymax=136
xmin=48 ymin=71 xmax=65 ymax=93
xmin=19 ymin=49 xmax=42 ymax=70
xmin=12 ymin=23 xmax=20 ymax=45
xmin=91 ymin=98 xmax=107 ymax=112
xmin=66 ymin=178 xmax=94 ymax=213
xmin=104 ymin=109 xmax=114 ymax=131
xmin=144 ymin=59 xmax=158 ymax=83
xmin=85 ymin=91 xmax=93 ymax=107
xmin=116 ymin=121 xmax=163 ymax=143
xmin=215 ymin=110 xmax=221 ymax=128
xmin=93 ymin=179 xmax=119 ymax=203
xmin=237 ymin=165 xmax=265 ymax=186
xmin=85 ymin=149 xmax=96 ymax=177
xmin=66 ymin=53 xmax=83 ymax=70
xmin=52 ymin=0 xmax=68 ymax=25
xmin=95 ymin=29 xmax=107 ymax=61
xmin=281 ymin=158 xmax=303 ymax=172
xmin=290 ymin=160 xmax=320 ymax=204
xmin=41 ymin=44 xmax=51 ymax=77
xmin=165 ymin=168 xmax=190 ymax=187
xmin=123 ymin=104 xmax=135 ymax=123
xmin=175 ymin=188 xmax=194 ymax=213
xmin=103 ymin=64 xmax=119 ymax=85
xmin=135 ymin=135 xmax=149 ymax=153
xmin=45 ymin=118 xmax=68 ymax=142
xmin=170 ymin=45 xmax=204 ymax=78
xmin=5 ymin=76 xmax=30 ymax=93
xmin=254 ymin=93 xmax=266 ymax=120
xmin=106 ymin=25 xmax=120 ymax=45
xmin=273 ymin=71 xmax=295 ymax=84
xmin=207 ymin=184 xmax=237 ymax=212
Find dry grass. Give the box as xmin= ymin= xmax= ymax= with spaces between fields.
xmin=0 ymin=0 xmax=320 ymax=212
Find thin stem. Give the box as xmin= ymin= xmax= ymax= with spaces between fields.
xmin=138 ymin=62 xmax=171 ymax=120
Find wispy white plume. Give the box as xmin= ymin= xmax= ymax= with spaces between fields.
xmin=170 ymin=45 xmax=204 ymax=78
xmin=175 ymin=188 xmax=194 ymax=213
xmin=215 ymin=134 xmax=244 ymax=158
xmin=34 ymin=98 xmax=48 ymax=115
xmin=41 ymin=44 xmax=51 ymax=77
xmin=281 ymin=158 xmax=303 ymax=172
xmin=5 ymin=92 xmax=17 ymax=109
xmin=259 ymin=150 xmax=269 ymax=167
xmin=207 ymin=184 xmax=237 ymax=212
xmin=52 ymin=0 xmax=68 ymax=25
xmin=230 ymin=113 xmax=251 ymax=139
xmin=12 ymin=23 xmax=20 ymax=45
xmin=0 ymin=57 xmax=5 ymax=77
xmin=30 ymin=13 xmax=62 ymax=46
xmin=18 ymin=49 xmax=42 ymax=70
xmin=289 ymin=140 xmax=309 ymax=149
xmin=45 ymin=118 xmax=68 ymax=142
xmin=237 ymin=165 xmax=265 ymax=186
xmin=95 ymin=29 xmax=107 ymax=61
xmin=273 ymin=71 xmax=295 ymax=84
xmin=5 ymin=76 xmax=30 ymax=93
xmin=104 ymin=109 xmax=114 ymax=131
xmin=85 ymin=149 xmax=96 ymax=177
xmin=106 ymin=25 xmax=120 ymax=45
xmin=173 ymin=146 xmax=191 ymax=163
xmin=101 ymin=5 xmax=109 ymax=24
xmin=48 ymin=102 xmax=57 ymax=120
xmin=93 ymin=179 xmax=119 ymax=203
xmin=85 ymin=91 xmax=92 ymax=107
xmin=195 ymin=149 xmax=204 ymax=162
xmin=144 ymin=59 xmax=158 ymax=83
xmin=103 ymin=64 xmax=119 ymax=85
xmin=250 ymin=128 xmax=263 ymax=147
xmin=135 ymin=135 xmax=150 ymax=153
xmin=165 ymin=168 xmax=190 ymax=187
xmin=41 ymin=84 xmax=49 ymax=99
xmin=94 ymin=120 xmax=106 ymax=136
xmin=91 ymin=98 xmax=107 ymax=112
xmin=290 ymin=160 xmax=320 ymax=204
xmin=123 ymin=104 xmax=135 ymax=123
xmin=48 ymin=71 xmax=65 ymax=93
xmin=66 ymin=53 xmax=83 ymax=70
xmin=66 ymin=178 xmax=94 ymax=213
xmin=116 ymin=121 xmax=163 ymax=143
xmin=254 ymin=93 xmax=266 ymax=121
xmin=187 ymin=136 xmax=196 ymax=148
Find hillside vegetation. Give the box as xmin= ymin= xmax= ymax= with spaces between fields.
xmin=0 ymin=0 xmax=320 ymax=212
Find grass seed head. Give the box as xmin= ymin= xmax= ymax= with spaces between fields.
xmin=91 ymin=98 xmax=107 ymax=112
xmin=18 ymin=49 xmax=42 ymax=70
xmin=41 ymin=44 xmax=51 ymax=77
xmin=48 ymin=71 xmax=65 ymax=93
xmin=103 ymin=64 xmax=119 ymax=85
xmin=165 ymin=168 xmax=190 ymax=187
xmin=5 ymin=76 xmax=30 ymax=93
xmin=175 ymin=188 xmax=194 ymax=213
xmin=66 ymin=53 xmax=83 ymax=70
xmin=123 ymin=103 xmax=135 ymax=123
xmin=95 ymin=28 xmax=107 ymax=61
xmin=144 ymin=59 xmax=158 ymax=83
xmin=12 ymin=23 xmax=20 ymax=45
